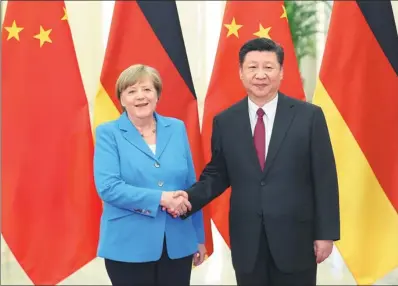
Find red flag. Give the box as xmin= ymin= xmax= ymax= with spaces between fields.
xmin=202 ymin=1 xmax=304 ymax=246
xmin=1 ymin=1 xmax=102 ymax=284
xmin=93 ymin=1 xmax=214 ymax=256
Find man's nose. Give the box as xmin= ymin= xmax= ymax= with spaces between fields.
xmin=255 ymin=70 xmax=267 ymax=79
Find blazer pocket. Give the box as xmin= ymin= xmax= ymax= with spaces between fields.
xmin=296 ymin=215 xmax=313 ymax=222
xmin=295 ymin=208 xmax=314 ymax=222
xmin=106 ymin=208 xmax=134 ymax=221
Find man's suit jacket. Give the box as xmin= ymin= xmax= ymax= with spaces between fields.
xmin=184 ymin=94 xmax=340 ymax=274
xmin=94 ymin=112 xmax=204 ymax=263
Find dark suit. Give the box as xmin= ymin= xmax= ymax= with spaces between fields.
xmin=183 ymin=94 xmax=340 ymax=285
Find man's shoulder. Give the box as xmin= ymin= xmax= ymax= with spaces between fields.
xmin=282 ymin=93 xmax=321 ymax=113
xmin=214 ymin=97 xmax=247 ymax=122
xmin=212 ymin=93 xmax=323 ymax=122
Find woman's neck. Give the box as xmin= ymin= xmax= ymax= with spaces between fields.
xmin=128 ymin=114 xmax=154 ymax=129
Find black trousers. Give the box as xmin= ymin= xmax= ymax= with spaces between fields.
xmin=105 ymin=239 xmax=193 ymax=286
xmin=235 ymin=228 xmax=317 ymax=286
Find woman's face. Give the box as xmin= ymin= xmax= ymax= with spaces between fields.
xmin=120 ymin=77 xmax=158 ymax=120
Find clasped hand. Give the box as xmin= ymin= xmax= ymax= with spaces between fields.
xmin=160 ymin=191 xmax=190 ymax=217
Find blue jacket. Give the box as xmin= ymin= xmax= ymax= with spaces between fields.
xmin=94 ymin=112 xmax=204 ymax=262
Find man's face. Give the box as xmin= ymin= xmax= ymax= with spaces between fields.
xmin=239 ymin=50 xmax=283 ymax=102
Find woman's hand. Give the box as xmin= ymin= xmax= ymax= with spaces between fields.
xmin=193 ymin=244 xmax=207 ymax=266
xmin=160 ymin=191 xmax=191 ymax=217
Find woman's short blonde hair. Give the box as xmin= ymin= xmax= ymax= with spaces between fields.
xmin=115 ymin=64 xmax=162 ymax=101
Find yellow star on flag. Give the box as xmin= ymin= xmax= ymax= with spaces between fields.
xmin=224 ymin=17 xmax=243 ymax=38
xmin=61 ymin=7 xmax=68 ymax=21
xmin=4 ymin=20 xmax=24 ymax=41
xmin=33 ymin=26 xmax=52 ymax=47
xmin=253 ymin=24 xmax=272 ymax=39
xmin=281 ymin=5 xmax=288 ymax=21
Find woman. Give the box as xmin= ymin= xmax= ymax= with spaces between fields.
xmin=94 ymin=64 xmax=206 ymax=285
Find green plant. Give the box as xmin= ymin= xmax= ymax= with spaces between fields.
xmin=285 ymin=0 xmax=332 ymax=67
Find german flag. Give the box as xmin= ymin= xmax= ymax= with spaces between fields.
xmin=201 ymin=1 xmax=304 ymax=247
xmin=312 ymin=1 xmax=398 ymax=284
xmin=93 ymin=1 xmax=214 ymax=256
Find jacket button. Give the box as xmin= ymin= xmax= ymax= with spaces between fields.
xmin=158 ymin=181 xmax=164 ymax=187
xmin=260 ymin=181 xmax=265 ymax=186
xmin=154 ymin=162 xmax=160 ymax=168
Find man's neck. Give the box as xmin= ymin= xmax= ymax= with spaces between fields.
xmin=248 ymin=92 xmax=278 ymax=107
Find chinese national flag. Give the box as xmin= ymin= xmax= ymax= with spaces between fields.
xmin=1 ymin=1 xmax=102 ymax=284
xmin=93 ymin=1 xmax=214 ymax=256
xmin=312 ymin=1 xmax=398 ymax=284
xmin=202 ymin=1 xmax=304 ymax=246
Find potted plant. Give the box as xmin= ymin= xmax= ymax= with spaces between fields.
xmin=285 ymin=0 xmax=332 ymax=68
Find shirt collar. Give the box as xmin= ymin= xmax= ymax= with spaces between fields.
xmin=248 ymin=93 xmax=278 ymax=118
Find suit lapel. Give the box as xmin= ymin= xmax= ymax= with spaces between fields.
xmin=263 ymin=94 xmax=296 ymax=179
xmin=154 ymin=114 xmax=172 ymax=160
xmin=118 ymin=112 xmax=156 ymax=160
xmin=234 ymin=98 xmax=264 ymax=175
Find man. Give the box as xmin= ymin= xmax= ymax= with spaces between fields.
xmin=169 ymin=38 xmax=340 ymax=285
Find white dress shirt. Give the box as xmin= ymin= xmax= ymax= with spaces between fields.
xmin=148 ymin=144 xmax=156 ymax=154
xmin=248 ymin=94 xmax=278 ymax=159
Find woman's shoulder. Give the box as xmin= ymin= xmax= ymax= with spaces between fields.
xmin=155 ymin=113 xmax=185 ymax=129
xmin=95 ymin=118 xmax=119 ymax=136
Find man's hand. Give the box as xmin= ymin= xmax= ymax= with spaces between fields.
xmin=160 ymin=191 xmax=191 ymax=217
xmin=314 ymin=240 xmax=333 ymax=263
xmin=193 ymin=244 xmax=207 ymax=266
xmin=173 ymin=190 xmax=188 ymax=199
xmin=161 ymin=190 xmax=190 ymax=217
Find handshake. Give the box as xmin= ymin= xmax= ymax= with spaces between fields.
xmin=160 ymin=190 xmax=191 ymax=218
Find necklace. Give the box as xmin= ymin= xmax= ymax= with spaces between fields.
xmin=141 ymin=128 xmax=156 ymax=137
